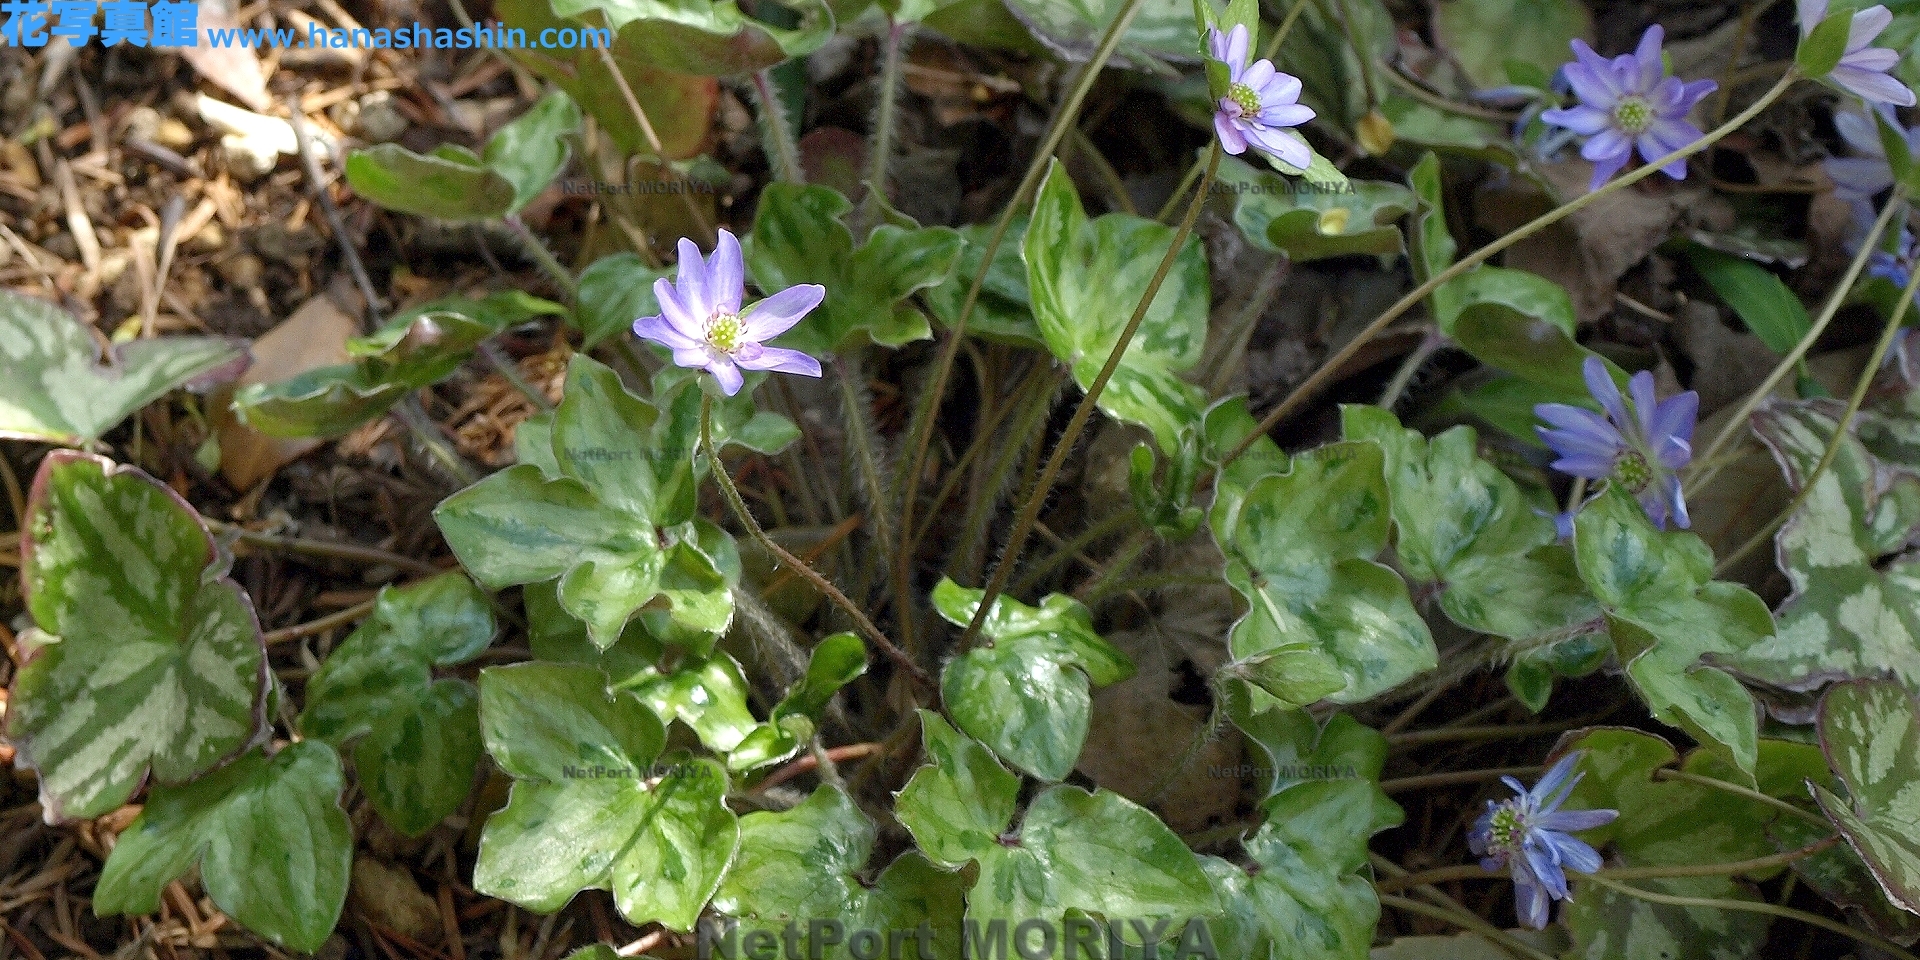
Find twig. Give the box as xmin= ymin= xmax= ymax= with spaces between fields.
xmin=750 ymin=742 xmax=880 ymax=793
xmin=263 ymin=598 xmax=378 ymax=645
xmin=209 ymin=520 xmax=446 ymax=576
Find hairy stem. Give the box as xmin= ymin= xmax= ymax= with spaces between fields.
xmin=754 ymin=69 xmax=806 ymax=185
xmin=504 ymin=214 xmax=579 ymax=298
xmin=867 ymin=19 xmax=908 ymax=203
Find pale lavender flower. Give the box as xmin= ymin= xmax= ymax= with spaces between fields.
xmin=1535 ymin=357 xmax=1699 ymax=529
xmin=1799 ymin=0 xmax=1917 ymax=108
xmin=632 ymin=230 xmax=824 ymax=396
xmin=1826 ymin=106 xmax=1920 ymax=206
xmin=1469 ymin=752 xmax=1618 ymax=930
xmin=1540 ymin=26 xmax=1717 ymax=191
xmin=1206 ymin=24 xmax=1316 ymax=169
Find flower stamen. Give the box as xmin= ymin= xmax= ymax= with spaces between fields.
xmin=1612 ymin=95 xmax=1652 ymax=134
xmin=706 ymin=312 xmax=744 ymax=354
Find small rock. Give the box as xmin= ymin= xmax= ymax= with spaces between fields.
xmin=122 ymin=105 xmax=163 ymax=143
xmin=348 ymin=856 xmax=442 ymax=944
xmin=154 ymin=117 xmax=196 ymax=152
xmin=352 ymin=91 xmax=408 ymax=143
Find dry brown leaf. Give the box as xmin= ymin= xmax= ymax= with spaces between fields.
xmin=349 ymin=855 xmax=443 ymax=944
xmin=212 ymin=286 xmax=362 ymax=491
xmin=175 ymin=0 xmax=270 ymax=112
xmin=1077 ymin=633 xmax=1241 ymax=834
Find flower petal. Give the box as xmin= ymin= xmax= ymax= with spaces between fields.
xmin=707 ymin=357 xmax=745 ymax=395
xmin=633 ymin=313 xmax=702 ymax=351
xmin=1242 ymin=58 xmax=1276 ymax=92
xmin=1847 ymin=6 xmax=1894 ymax=53
xmin=1215 ymin=112 xmax=1249 ymax=154
xmin=1580 ymin=127 xmax=1631 ymax=164
xmin=1565 ymin=40 xmax=1621 ymax=103
xmin=1257 ymin=103 xmax=1316 ymax=128
xmin=1248 ymin=125 xmax=1312 ymax=168
xmin=1834 ymin=64 xmax=1918 ymax=106
xmin=735 ymin=345 xmax=824 ymax=377
xmin=1584 ymin=356 xmax=1630 ymax=427
xmin=742 ymin=284 xmax=826 ymax=341
xmin=1633 ymin=25 xmax=1665 ymax=93
xmin=1545 ymin=833 xmax=1606 ymax=875
xmin=1538 ymin=808 xmax=1620 ymax=833
xmin=1541 ymin=104 xmax=1611 ymax=136
xmin=675 ymin=237 xmax=714 ymax=321
xmin=708 ymin=228 xmax=745 ymax=314
xmin=1256 ymin=68 xmax=1304 ymax=107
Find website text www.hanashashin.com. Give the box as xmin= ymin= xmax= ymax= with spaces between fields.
xmin=0 ymin=2 xmax=608 ymax=49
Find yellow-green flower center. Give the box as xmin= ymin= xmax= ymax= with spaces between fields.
xmin=1487 ymin=805 xmax=1523 ymax=852
xmin=1227 ymin=83 xmax=1263 ymax=116
xmin=1613 ymin=96 xmax=1653 ymax=134
xmin=1614 ymin=450 xmax=1653 ymax=493
xmin=706 ymin=312 xmax=744 ymax=353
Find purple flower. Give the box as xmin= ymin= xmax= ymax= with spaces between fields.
xmin=1871 ymin=226 xmax=1920 ymax=288
xmin=1535 ymin=357 xmax=1699 ymax=530
xmin=1540 ymin=26 xmax=1717 ymax=191
xmin=632 ymin=230 xmax=824 ymax=396
xmin=1206 ymin=24 xmax=1316 ymax=169
xmin=1799 ymin=0 xmax=1917 ymax=108
xmin=1469 ymin=751 xmax=1618 ymax=930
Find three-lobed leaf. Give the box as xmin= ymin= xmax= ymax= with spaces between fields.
xmin=298 ymin=572 xmax=495 ymax=835
xmin=7 ymin=451 xmax=269 ymax=821
xmin=345 ymin=92 xmax=580 ymax=219
xmin=930 ymin=578 xmax=1134 ymax=780
xmin=94 ymin=741 xmax=352 ymax=953
xmin=1814 ymin=679 xmax=1920 ymax=914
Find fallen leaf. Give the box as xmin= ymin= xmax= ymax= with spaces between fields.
xmin=175 ymin=0 xmax=270 ymax=112
xmin=213 ymin=286 xmax=361 ymax=490
xmin=347 ymin=856 xmax=442 ymax=944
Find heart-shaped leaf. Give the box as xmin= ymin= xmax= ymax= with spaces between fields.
xmin=710 ymin=786 xmax=967 ymax=958
xmin=474 ymin=662 xmax=739 ymax=930
xmin=626 ymin=653 xmax=760 ymax=752
xmin=1814 ymin=679 xmax=1920 ymax=914
xmin=6 ymin=451 xmax=269 ymax=821
xmin=894 ymin=712 xmax=1219 ymax=933
xmin=745 ymin=183 xmax=962 ymax=355
xmin=1205 ymin=701 xmax=1402 ymax=959
xmin=1219 ymin=156 xmax=1414 ymax=262
xmin=1025 ymin=160 xmax=1209 ymax=452
xmin=0 ymin=290 xmax=246 ymax=446
xmin=1574 ymin=487 xmax=1771 ymax=778
xmin=923 ymin=220 xmax=1042 ymax=348
xmin=233 ymin=291 xmax=564 ymax=438
xmin=930 ymin=578 xmax=1134 ymax=780
xmin=345 ymin=93 xmax=581 ymax=219
xmin=435 ymin=355 xmax=740 ymax=648
xmin=298 ymin=572 xmax=495 ymax=835
xmin=93 ymin=741 xmax=352 ymax=952
xmin=1211 ymin=442 xmax=1437 ymax=705
xmin=1342 ymin=406 xmax=1601 ymax=645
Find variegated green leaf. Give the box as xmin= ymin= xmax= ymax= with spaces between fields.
xmin=1212 ymin=442 xmax=1436 ymax=706
xmin=930 ymin=578 xmax=1134 ymax=780
xmin=625 ymin=653 xmax=759 ymax=753
xmin=1814 ymin=679 xmax=1920 ymax=914
xmin=710 ymin=787 xmax=967 ymax=959
xmin=435 ymin=355 xmax=738 ymax=649
xmin=1220 ymin=156 xmax=1414 ymax=262
xmin=474 ymin=662 xmax=739 ymax=930
xmin=298 ymin=572 xmax=495 ymax=835
xmin=93 ymin=740 xmax=352 ymax=952
xmin=1560 ymin=731 xmax=1822 ymax=960
xmin=1728 ymin=401 xmax=1920 ymax=697
xmin=1025 ymin=159 xmax=1209 ymax=452
xmin=233 ymin=291 xmax=564 ymax=439
xmin=744 ymin=183 xmax=962 ymax=355
xmin=0 ymin=290 xmax=245 ymax=445
xmin=6 ymin=451 xmax=269 ymax=821
xmin=1573 ymin=488 xmax=1769 ymax=778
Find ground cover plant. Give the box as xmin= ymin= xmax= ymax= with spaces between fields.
xmin=8 ymin=0 xmax=1920 ymax=956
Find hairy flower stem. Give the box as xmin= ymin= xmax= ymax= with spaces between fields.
xmin=1688 ymin=190 xmax=1905 ymax=492
xmin=1372 ymin=858 xmax=1559 ymax=960
xmin=1585 ymin=875 xmax=1920 ymax=960
xmin=1377 ymin=325 xmax=1444 ymax=410
xmin=960 ymin=145 xmax=1224 ymax=651
xmin=1010 ymin=509 xmax=1137 ymax=598
xmin=1714 ymin=258 xmax=1920 ymax=576
xmin=867 ymin=19 xmax=908 ymax=205
xmin=1221 ymin=69 xmax=1802 ymax=468
xmin=701 ymin=395 xmax=934 ymax=693
xmin=504 ymin=214 xmax=578 ymax=299
xmin=834 ymin=356 xmax=897 ymax=585
xmin=892 ymin=0 xmax=1157 ymax=654
xmin=754 ymin=69 xmax=806 ymax=185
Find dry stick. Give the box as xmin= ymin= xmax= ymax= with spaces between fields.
xmin=958 ymin=144 xmax=1225 ymax=651
xmin=286 ymin=98 xmax=478 ymax=485
xmin=208 ymin=520 xmax=446 ymax=576
xmin=1686 ymin=191 xmax=1904 ymax=493
xmin=593 ymin=44 xmax=716 ymax=246
xmin=891 ymin=0 xmax=1158 ymax=654
xmin=1714 ymin=252 xmax=1920 ymax=576
xmin=1585 ymin=875 xmax=1920 ymax=960
xmin=1374 ymin=836 xmax=1841 ymax=895
xmin=701 ymin=395 xmax=934 ymax=692
xmin=1221 ymin=69 xmax=1802 ymax=468
xmin=264 ymin=598 xmax=379 ymax=645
